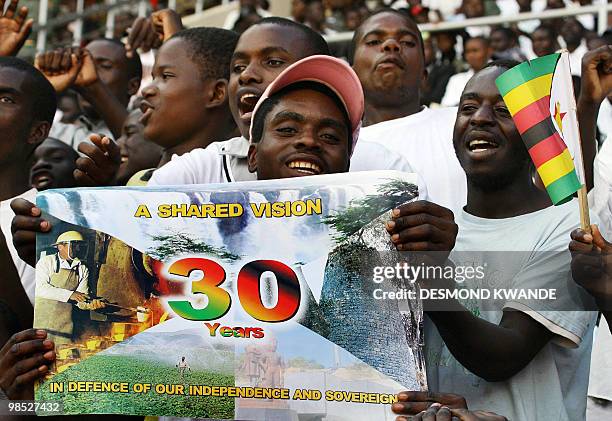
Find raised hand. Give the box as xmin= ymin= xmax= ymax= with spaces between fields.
xmin=74 ymin=48 xmax=98 ymax=87
xmin=0 ymin=0 xmax=33 ymax=56
xmin=10 ymin=198 xmax=51 ymax=267
xmin=580 ymin=45 xmax=612 ymax=106
xmin=75 ymin=134 xmax=122 ymax=186
xmin=126 ymin=8 xmax=183 ymax=57
xmin=570 ymin=224 xmax=612 ymax=311
xmin=385 ymin=200 xmax=458 ymax=264
xmin=35 ymin=49 xmax=81 ymax=93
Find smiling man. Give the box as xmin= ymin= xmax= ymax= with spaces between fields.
xmin=147 ymin=16 xmax=419 ymax=187
xmin=247 ymin=55 xmax=361 ymax=178
xmin=395 ymin=60 xmax=596 ymax=420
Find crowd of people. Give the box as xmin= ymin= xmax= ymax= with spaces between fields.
xmin=0 ymin=0 xmax=611 ymax=420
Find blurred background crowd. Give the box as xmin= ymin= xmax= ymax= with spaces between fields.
xmin=16 ymin=0 xmax=612 ymax=112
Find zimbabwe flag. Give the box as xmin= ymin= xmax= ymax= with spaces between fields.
xmin=496 ymin=52 xmax=583 ymax=205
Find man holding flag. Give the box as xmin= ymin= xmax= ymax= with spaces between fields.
xmin=568 ymin=44 xmax=612 ymax=420
xmin=391 ymin=59 xmax=596 ymax=420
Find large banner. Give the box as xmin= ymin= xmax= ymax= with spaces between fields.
xmin=33 ymin=171 xmax=426 ymax=419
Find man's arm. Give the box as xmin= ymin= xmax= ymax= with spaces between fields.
xmin=577 ymin=45 xmax=612 ymax=191
xmin=386 ymin=201 xmax=553 ymax=381
xmin=36 ymin=48 xmax=128 ymax=138
xmin=74 ymin=49 xmax=128 ymax=138
xmin=427 ymin=309 xmax=553 ymax=382
xmin=0 ymin=0 xmax=32 ymax=56
xmin=570 ymin=225 xmax=612 ymax=328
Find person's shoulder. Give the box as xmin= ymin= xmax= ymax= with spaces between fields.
xmin=538 ymin=199 xmax=581 ymax=224
xmin=149 ymin=147 xmax=224 ymax=186
xmin=165 ymin=146 xmax=221 ymax=170
xmin=429 ymin=106 xmax=459 ymax=119
xmin=351 ymin=141 xmax=412 ymax=170
xmin=353 ymin=140 xmax=395 ymax=155
xmin=213 ymin=136 xmax=249 ymax=157
xmin=360 ymin=108 xmax=430 ymax=135
xmin=531 ymin=200 xmax=585 ymax=250
xmin=447 ymin=71 xmax=464 ymax=83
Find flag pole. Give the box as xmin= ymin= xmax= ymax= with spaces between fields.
xmin=578 ymin=185 xmax=592 ymax=234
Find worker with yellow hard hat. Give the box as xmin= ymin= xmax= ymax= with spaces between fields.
xmin=35 ymin=230 xmax=105 ymax=345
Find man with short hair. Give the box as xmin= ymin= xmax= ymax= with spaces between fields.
xmin=139 ymin=27 xmax=239 ymax=168
xmin=0 ymin=56 xmax=55 ymax=361
xmin=532 ymin=25 xmax=560 ymax=58
xmin=29 ymin=138 xmax=79 ymax=191
xmin=393 ymin=60 xmax=596 ymax=420
xmin=37 ymin=38 xmax=142 ymax=148
xmin=147 ymin=17 xmax=418 ymax=187
xmin=351 ymin=9 xmax=466 ymax=214
xmin=248 ymin=55 xmax=361 ymax=178
xmin=489 ymin=27 xmax=527 ymax=62
xmin=0 ymin=56 xmax=56 ymax=309
xmin=441 ymin=36 xmax=491 ymax=107
xmin=9 ymin=22 xmax=241 ymax=267
xmin=560 ymin=17 xmax=588 ymax=76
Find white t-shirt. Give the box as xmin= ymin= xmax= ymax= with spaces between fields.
xmin=148 ymin=136 xmax=428 ymax=198
xmin=591 ymin=136 xmax=612 ymax=239
xmin=597 ymin=98 xmax=611 ymax=144
xmin=49 ymin=117 xmax=113 ymax=151
xmin=441 ymin=70 xmax=474 ymax=107
xmin=589 ymin=317 xmax=612 ymax=402
xmin=567 ymin=41 xmax=588 ymax=77
xmin=0 ymin=188 xmax=37 ymax=304
xmin=426 ymin=200 xmax=596 ymax=421
xmin=358 ymin=107 xmax=466 ymax=215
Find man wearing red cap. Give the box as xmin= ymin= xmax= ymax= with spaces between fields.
xmin=247 ymin=55 xmax=364 ymax=178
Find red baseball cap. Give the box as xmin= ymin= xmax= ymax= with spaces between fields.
xmin=249 ymin=55 xmax=364 ymax=156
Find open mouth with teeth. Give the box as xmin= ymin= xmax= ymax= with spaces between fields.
xmin=287 ymin=160 xmax=322 ymax=175
xmin=238 ymin=93 xmax=260 ymax=118
xmin=468 ymin=139 xmax=499 ymax=153
xmin=31 ymin=172 xmax=54 ymax=189
xmin=121 ymin=156 xmax=128 ymax=164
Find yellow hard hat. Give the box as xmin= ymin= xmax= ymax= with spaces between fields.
xmin=54 ymin=231 xmax=84 ymax=244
